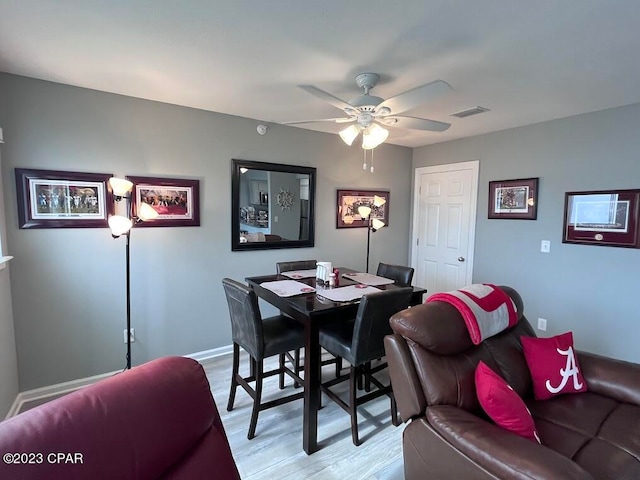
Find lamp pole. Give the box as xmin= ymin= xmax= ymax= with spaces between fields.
xmin=365 ymin=217 xmax=372 ymax=273
xmin=125 ymin=229 xmax=132 ymax=369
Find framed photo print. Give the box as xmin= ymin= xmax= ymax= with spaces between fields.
xmin=15 ymin=168 xmax=114 ymax=229
xmin=127 ymin=176 xmax=200 ymax=227
xmin=488 ymin=177 xmax=539 ymax=220
xmin=563 ymin=189 xmax=640 ymax=248
xmin=336 ymin=189 xmax=390 ymax=228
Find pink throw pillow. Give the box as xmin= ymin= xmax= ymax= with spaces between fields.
xmin=475 ymin=361 xmax=541 ymax=443
xmin=521 ymin=332 xmax=588 ymax=401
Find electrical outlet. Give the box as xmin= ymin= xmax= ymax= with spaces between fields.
xmin=123 ymin=328 xmax=135 ymax=344
xmin=541 ymin=240 xmax=551 ymax=253
xmin=537 ymin=318 xmax=547 ymax=331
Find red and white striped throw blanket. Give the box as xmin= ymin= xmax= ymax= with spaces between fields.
xmin=427 ymin=284 xmax=517 ymax=345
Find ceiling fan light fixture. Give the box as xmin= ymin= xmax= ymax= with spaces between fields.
xmin=362 ymin=124 xmax=388 ymax=150
xmin=339 ymin=124 xmax=361 ymax=146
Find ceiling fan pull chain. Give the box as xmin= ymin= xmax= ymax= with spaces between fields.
xmin=363 ymin=149 xmax=367 ymax=171
xmin=370 ymin=149 xmax=375 ymax=173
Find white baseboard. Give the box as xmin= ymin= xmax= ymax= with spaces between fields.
xmin=184 ymin=344 xmax=233 ymax=365
xmin=5 ymin=345 xmax=233 ymax=420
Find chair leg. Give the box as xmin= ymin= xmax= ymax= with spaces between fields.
xmin=279 ymin=353 xmax=285 ymax=390
xmin=391 ymin=392 xmax=400 ymax=426
xmin=250 ymin=356 xmax=256 ymax=378
xmin=294 ymin=348 xmax=301 ymax=388
xmin=335 ymin=356 xmax=342 ymax=377
xmin=248 ymin=359 xmax=263 ymax=440
xmin=364 ymin=361 xmax=372 ymax=392
xmin=349 ymin=366 xmax=361 ymax=446
xmin=227 ymin=343 xmax=240 ymax=412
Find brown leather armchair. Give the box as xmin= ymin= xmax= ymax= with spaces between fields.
xmin=385 ymin=286 xmax=640 ymax=480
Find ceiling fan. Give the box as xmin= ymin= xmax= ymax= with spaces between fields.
xmin=284 ymin=73 xmax=452 ymax=149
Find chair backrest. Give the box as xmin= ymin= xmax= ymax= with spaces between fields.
xmin=276 ymin=259 xmax=318 ymax=274
xmin=377 ymin=262 xmax=415 ymax=286
xmin=388 ymin=286 xmax=535 ymax=416
xmin=351 ymin=287 xmax=413 ymax=365
xmin=222 ymin=278 xmax=265 ymax=360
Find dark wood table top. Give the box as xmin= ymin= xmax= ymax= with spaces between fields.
xmin=246 ymin=267 xmax=426 ymax=321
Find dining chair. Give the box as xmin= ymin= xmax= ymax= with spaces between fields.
xmin=319 ymin=287 xmax=413 ymax=446
xmin=376 ymin=262 xmax=415 ymax=287
xmin=276 ymin=259 xmax=318 ymax=274
xmin=222 ymin=278 xmax=305 ymax=440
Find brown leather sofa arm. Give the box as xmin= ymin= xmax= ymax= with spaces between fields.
xmin=578 ymin=350 xmax=640 ymax=406
xmin=385 ymin=333 xmax=426 ymax=421
xmin=426 ymin=405 xmax=595 ymax=480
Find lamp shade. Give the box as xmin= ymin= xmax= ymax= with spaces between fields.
xmin=137 ymin=202 xmax=159 ymax=222
xmin=372 ymin=218 xmax=386 ymax=230
xmin=109 ymin=177 xmax=134 ymax=197
xmin=339 ymin=124 xmax=361 ymax=146
xmin=109 ymin=215 xmax=133 ymax=236
xmin=373 ymin=195 xmax=386 ymax=207
xmin=357 ymin=205 xmax=372 ymax=219
xmin=362 ymin=124 xmax=389 ymax=150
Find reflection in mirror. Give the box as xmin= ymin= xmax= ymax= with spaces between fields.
xmin=231 ymin=159 xmax=316 ymax=251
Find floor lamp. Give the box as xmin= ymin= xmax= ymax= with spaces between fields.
xmin=357 ymin=195 xmax=387 ymax=273
xmin=108 ymin=177 xmax=158 ymax=369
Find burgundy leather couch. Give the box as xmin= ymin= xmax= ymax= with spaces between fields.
xmin=385 ymin=286 xmax=640 ymax=480
xmin=0 ymin=356 xmax=240 ymax=480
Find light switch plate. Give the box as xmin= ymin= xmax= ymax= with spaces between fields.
xmin=541 ymin=240 xmax=551 ymax=253
xmin=537 ymin=318 xmax=547 ymax=331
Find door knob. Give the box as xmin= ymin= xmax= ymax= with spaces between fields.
xmin=458 ymin=257 xmax=465 ymax=262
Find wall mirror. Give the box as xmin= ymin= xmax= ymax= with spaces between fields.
xmin=231 ymin=159 xmax=316 ymax=251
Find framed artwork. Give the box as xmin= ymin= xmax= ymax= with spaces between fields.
xmin=563 ymin=189 xmax=640 ymax=248
xmin=127 ymin=176 xmax=200 ymax=227
xmin=336 ymin=189 xmax=390 ymax=228
xmin=488 ymin=177 xmax=539 ymax=220
xmin=15 ymin=168 xmax=113 ymax=229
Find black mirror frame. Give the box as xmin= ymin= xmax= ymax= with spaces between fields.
xmin=231 ymin=159 xmax=316 ymax=251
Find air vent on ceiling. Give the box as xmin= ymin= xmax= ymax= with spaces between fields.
xmin=451 ymin=106 xmax=490 ymax=118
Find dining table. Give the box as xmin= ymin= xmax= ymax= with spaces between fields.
xmin=245 ymin=267 xmax=426 ymax=454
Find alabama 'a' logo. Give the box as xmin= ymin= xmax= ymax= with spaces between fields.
xmin=545 ymin=346 xmax=583 ymax=394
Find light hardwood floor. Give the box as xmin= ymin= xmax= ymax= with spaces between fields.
xmin=203 ymin=351 xmax=405 ymax=480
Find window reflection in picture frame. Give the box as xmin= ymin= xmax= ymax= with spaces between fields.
xmin=563 ymin=189 xmax=640 ymax=248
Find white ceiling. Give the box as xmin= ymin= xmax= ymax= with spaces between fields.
xmin=1 ymin=1 xmax=639 ymax=148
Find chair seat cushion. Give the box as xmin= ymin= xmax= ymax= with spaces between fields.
xmin=527 ymin=392 xmax=640 ymax=479
xmin=262 ymin=315 xmax=305 ymax=358
xmin=319 ymin=319 xmax=355 ymax=365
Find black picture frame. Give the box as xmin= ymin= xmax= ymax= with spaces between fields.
xmin=488 ymin=177 xmax=539 ymax=220
xmin=336 ymin=189 xmax=390 ymax=228
xmin=15 ymin=168 xmax=114 ymax=229
xmin=127 ymin=176 xmax=200 ymax=227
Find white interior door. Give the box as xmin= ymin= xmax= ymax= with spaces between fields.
xmin=411 ymin=161 xmax=479 ymax=294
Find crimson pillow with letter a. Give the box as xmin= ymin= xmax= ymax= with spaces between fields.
xmin=521 ymin=332 xmax=588 ymax=401
xmin=475 ymin=361 xmax=541 ymax=443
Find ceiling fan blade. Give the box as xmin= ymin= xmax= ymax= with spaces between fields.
xmin=387 ymin=116 xmax=451 ymax=132
xmin=376 ymin=80 xmax=451 ymax=115
xmin=283 ymin=117 xmax=355 ymax=126
xmin=298 ymin=85 xmax=354 ymax=112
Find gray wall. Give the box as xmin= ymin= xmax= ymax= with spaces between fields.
xmin=413 ymin=103 xmax=640 ymax=364
xmin=0 ymin=73 xmax=413 ymax=390
xmin=0 ymin=140 xmax=19 ymax=417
